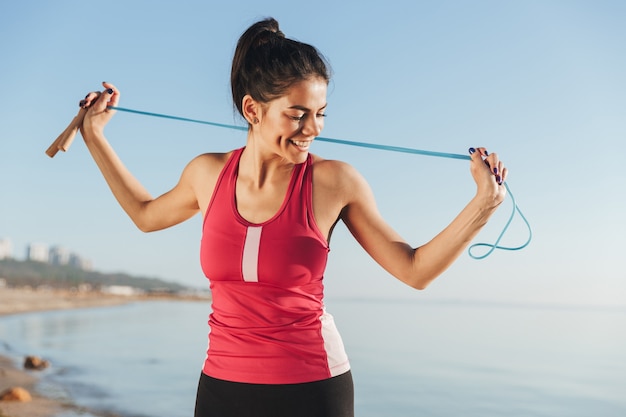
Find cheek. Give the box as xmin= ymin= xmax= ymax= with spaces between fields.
xmin=279 ymin=120 xmax=302 ymax=136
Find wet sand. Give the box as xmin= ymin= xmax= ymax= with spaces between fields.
xmin=0 ymin=287 xmax=189 ymax=417
xmin=0 ymin=355 xmax=66 ymax=417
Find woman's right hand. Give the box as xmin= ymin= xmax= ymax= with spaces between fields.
xmin=79 ymin=81 xmax=120 ymax=138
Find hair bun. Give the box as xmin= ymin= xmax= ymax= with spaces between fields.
xmin=231 ymin=17 xmax=330 ymax=118
xmin=254 ymin=19 xmax=285 ymax=46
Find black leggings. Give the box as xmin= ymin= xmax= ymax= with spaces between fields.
xmin=194 ymin=371 xmax=354 ymax=417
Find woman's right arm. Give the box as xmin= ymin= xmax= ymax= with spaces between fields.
xmin=80 ymin=83 xmax=202 ymax=232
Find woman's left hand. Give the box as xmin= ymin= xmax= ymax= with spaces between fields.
xmin=468 ymin=147 xmax=507 ymax=206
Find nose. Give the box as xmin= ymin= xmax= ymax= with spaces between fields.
xmin=301 ymin=116 xmax=323 ymax=138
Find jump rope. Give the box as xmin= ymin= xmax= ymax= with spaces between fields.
xmin=48 ymin=105 xmax=532 ymax=259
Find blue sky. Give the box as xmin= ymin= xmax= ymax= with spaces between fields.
xmin=1 ymin=0 xmax=624 ymax=306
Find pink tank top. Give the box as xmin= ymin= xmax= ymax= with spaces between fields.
xmin=200 ymin=148 xmax=350 ymax=384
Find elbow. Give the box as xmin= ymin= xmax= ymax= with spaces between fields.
xmin=407 ymin=276 xmax=434 ymax=291
xmin=133 ymin=216 xmax=158 ymax=233
xmin=135 ymin=221 xmax=159 ymax=233
xmin=136 ymin=224 xmax=154 ymax=233
xmin=135 ymin=221 xmax=151 ymax=233
xmin=397 ymin=252 xmax=436 ymax=290
xmin=395 ymin=270 xmax=435 ymax=291
xmin=410 ymin=281 xmax=430 ymax=291
xmin=127 ymin=204 xmax=159 ymax=233
xmin=401 ymin=248 xmax=449 ymax=291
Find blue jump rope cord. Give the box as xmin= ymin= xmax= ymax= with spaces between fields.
xmin=109 ymin=106 xmax=532 ymax=259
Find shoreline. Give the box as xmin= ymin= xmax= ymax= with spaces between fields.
xmin=0 ymin=287 xmax=142 ymax=317
xmin=0 ymin=287 xmax=208 ymax=417
xmin=0 ymin=286 xmax=210 ymax=317
xmin=0 ymin=355 xmax=67 ymax=417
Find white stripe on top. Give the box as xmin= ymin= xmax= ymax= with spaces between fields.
xmin=242 ymin=226 xmax=262 ymax=282
xmin=320 ymin=309 xmax=351 ymax=376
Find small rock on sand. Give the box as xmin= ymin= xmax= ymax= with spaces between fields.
xmin=24 ymin=356 xmax=50 ymax=371
xmin=0 ymin=386 xmax=32 ymax=402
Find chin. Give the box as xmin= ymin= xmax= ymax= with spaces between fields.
xmin=290 ymin=152 xmax=309 ymax=165
xmin=283 ymin=142 xmax=310 ymax=164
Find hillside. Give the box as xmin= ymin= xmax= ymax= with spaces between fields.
xmin=0 ymin=259 xmax=190 ymax=293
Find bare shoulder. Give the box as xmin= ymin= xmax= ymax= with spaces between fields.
xmin=310 ymin=154 xmax=372 ymax=214
xmin=310 ymin=154 xmax=368 ymax=192
xmin=186 ymin=151 xmax=232 ymax=173
xmin=181 ymin=151 xmax=235 ymax=185
xmin=182 ymin=151 xmax=235 ymax=214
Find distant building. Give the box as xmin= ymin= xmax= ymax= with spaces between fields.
xmin=26 ymin=243 xmax=49 ymax=263
xmin=20 ymin=241 xmax=93 ymax=271
xmin=69 ymin=253 xmax=93 ymax=271
xmin=0 ymin=238 xmax=13 ymax=259
xmin=49 ymin=245 xmax=71 ymax=266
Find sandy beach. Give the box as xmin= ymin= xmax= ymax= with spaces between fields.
xmin=0 ymin=287 xmax=178 ymax=417
xmin=0 ymin=287 xmax=145 ymax=317
xmin=0 ymin=355 xmax=67 ymax=417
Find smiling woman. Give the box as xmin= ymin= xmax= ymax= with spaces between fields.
xmin=71 ymin=16 xmax=508 ymax=417
xmin=242 ymin=79 xmax=328 ymax=163
xmin=240 ymin=78 xmax=328 ymax=169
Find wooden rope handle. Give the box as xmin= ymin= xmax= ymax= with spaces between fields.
xmin=45 ymin=109 xmax=87 ymax=158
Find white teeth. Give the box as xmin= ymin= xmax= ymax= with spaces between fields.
xmin=292 ymin=140 xmax=310 ymax=148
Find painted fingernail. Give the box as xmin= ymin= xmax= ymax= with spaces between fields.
xmin=106 ymin=88 xmax=114 ymax=94
xmin=79 ymin=100 xmax=86 ymax=107
xmin=493 ymin=167 xmax=498 ymax=175
xmin=484 ymin=150 xmax=489 ymax=156
xmin=469 ymin=147 xmax=476 ymax=154
xmin=496 ymin=175 xmax=502 ymax=183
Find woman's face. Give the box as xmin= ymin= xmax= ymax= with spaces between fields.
xmin=256 ymin=77 xmax=328 ymax=164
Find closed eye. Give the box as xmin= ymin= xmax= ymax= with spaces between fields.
xmin=289 ymin=113 xmax=327 ymax=122
xmin=287 ymin=103 xmax=328 ymax=122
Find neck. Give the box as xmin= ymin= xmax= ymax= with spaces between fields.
xmin=239 ymin=140 xmax=295 ymax=189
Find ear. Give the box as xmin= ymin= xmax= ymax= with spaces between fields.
xmin=242 ymin=95 xmax=260 ymax=125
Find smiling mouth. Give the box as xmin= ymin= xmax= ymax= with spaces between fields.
xmin=290 ymin=140 xmax=312 ymax=150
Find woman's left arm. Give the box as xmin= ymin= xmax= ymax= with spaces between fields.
xmin=340 ymin=147 xmax=505 ymax=290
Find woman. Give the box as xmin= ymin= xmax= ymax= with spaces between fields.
xmin=79 ymin=17 xmax=506 ymax=417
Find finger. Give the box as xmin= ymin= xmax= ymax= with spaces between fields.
xmin=469 ymin=147 xmax=492 ymax=173
xmin=473 ymin=147 xmax=497 ymax=172
xmin=79 ymin=92 xmax=93 ymax=108
xmin=89 ymin=86 xmax=114 ymax=112
xmin=99 ymin=86 xmax=119 ymax=113
xmin=475 ymin=147 xmax=489 ymax=158
xmin=80 ymin=91 xmax=101 ymax=109
xmin=468 ymin=148 xmax=491 ymax=174
xmin=486 ymin=155 xmax=505 ymax=185
xmin=102 ymin=81 xmax=120 ymax=108
xmin=485 ymin=152 xmax=501 ymax=176
xmin=468 ymin=147 xmax=482 ymax=160
xmin=500 ymin=167 xmax=508 ymax=184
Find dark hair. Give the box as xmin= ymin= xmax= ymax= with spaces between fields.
xmin=231 ymin=18 xmax=331 ymax=119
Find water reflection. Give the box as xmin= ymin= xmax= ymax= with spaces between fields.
xmin=1 ymin=299 xmax=625 ymax=417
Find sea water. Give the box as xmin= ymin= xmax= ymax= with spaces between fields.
xmin=1 ymin=298 xmax=625 ymax=417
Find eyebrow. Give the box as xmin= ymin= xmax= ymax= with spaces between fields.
xmin=287 ymin=104 xmax=328 ymax=112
